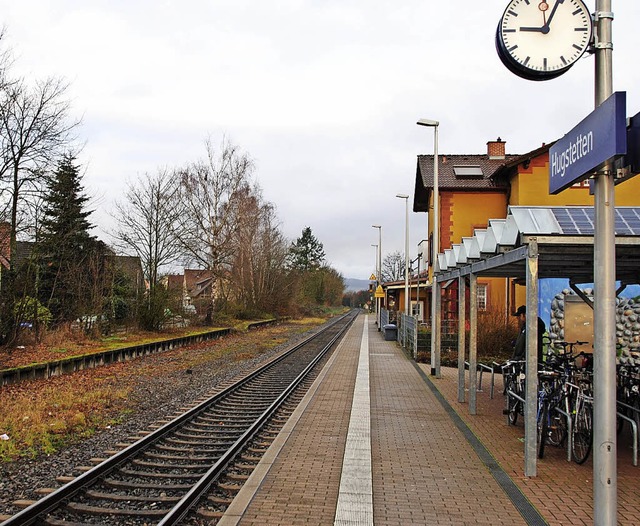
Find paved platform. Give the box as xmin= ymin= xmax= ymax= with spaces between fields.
xmin=218 ymin=314 xmax=640 ymax=526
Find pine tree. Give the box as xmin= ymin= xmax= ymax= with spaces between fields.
xmin=37 ymin=154 xmax=101 ymax=323
xmin=288 ymin=227 xmax=326 ymax=271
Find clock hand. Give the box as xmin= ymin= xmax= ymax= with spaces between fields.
xmin=519 ymin=2 xmax=550 ymax=32
xmin=544 ymin=0 xmax=564 ymax=29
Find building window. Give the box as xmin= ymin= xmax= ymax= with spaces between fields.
xmin=477 ymin=284 xmax=488 ymax=311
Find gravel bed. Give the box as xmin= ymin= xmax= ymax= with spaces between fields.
xmin=0 ymin=322 xmax=324 ymax=517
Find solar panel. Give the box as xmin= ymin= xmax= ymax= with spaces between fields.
xmin=550 ymin=207 xmax=640 ymax=236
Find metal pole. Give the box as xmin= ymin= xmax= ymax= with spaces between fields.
xmin=404 ymin=198 xmax=410 ymax=315
xmin=524 ymin=239 xmax=539 ymax=477
xmin=396 ymin=195 xmax=410 ymax=315
xmin=416 ymin=249 xmax=421 ymax=319
xmin=593 ymin=2 xmax=617 ymax=523
xmin=432 ymin=125 xmax=440 ymax=376
xmin=469 ymin=273 xmax=477 ymax=415
xmin=417 ymin=119 xmax=440 ymax=376
xmin=373 ymin=225 xmax=382 ymax=330
xmin=458 ymin=275 xmax=466 ymax=403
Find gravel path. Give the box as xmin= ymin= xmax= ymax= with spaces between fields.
xmin=0 ymin=321 xmax=325 ymax=517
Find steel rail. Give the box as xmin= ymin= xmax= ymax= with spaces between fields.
xmin=158 ymin=310 xmax=357 ymax=525
xmin=1 ymin=310 xmax=357 ymax=526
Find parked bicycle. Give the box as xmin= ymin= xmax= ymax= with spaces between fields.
xmin=569 ymin=372 xmax=594 ymax=464
xmin=502 ymin=360 xmax=526 ymax=425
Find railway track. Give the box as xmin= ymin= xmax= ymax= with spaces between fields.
xmin=2 ymin=310 xmax=358 ymax=526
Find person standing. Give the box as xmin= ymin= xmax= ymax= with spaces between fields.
xmin=511 ymin=305 xmax=546 ymax=364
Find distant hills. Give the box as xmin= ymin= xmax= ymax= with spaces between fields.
xmin=344 ymin=278 xmax=371 ymax=292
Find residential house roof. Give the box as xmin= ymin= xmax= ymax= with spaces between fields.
xmin=413 ymin=138 xmax=520 ymax=213
xmin=184 ymin=269 xmax=214 ymax=298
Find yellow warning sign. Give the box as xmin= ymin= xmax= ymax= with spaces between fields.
xmin=369 ymin=273 xmax=376 ymax=281
xmin=374 ymin=285 xmax=385 ymax=298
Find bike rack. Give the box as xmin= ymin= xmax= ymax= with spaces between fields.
xmin=616 ymin=401 xmax=639 ymax=467
xmin=465 ymin=361 xmax=496 ymax=399
xmin=555 ymin=407 xmax=573 ymax=462
xmin=506 ymin=390 xmax=525 ymax=425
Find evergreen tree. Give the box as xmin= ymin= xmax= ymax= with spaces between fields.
xmin=37 ymin=154 xmax=102 ymax=323
xmin=288 ymin=227 xmax=325 ymax=271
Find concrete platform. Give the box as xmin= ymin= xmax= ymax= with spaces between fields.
xmin=218 ymin=314 xmax=640 ymax=526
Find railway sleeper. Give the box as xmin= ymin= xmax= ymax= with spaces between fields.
xmin=196 ymin=508 xmax=225 ymax=521
xmin=104 ymin=478 xmax=193 ymax=491
xmin=208 ymin=494 xmax=234 ymax=505
xmin=188 ymin=420 xmax=249 ymax=430
xmin=180 ymin=425 xmax=247 ymax=435
xmin=224 ymin=472 xmax=250 ymax=482
xmin=64 ymin=502 xmax=170 ymax=517
xmin=117 ymin=467 xmax=205 ymax=479
xmin=143 ymin=451 xmax=221 ymax=462
xmin=84 ymin=490 xmax=182 ymax=503
xmin=172 ymin=430 xmax=242 ymax=442
xmin=152 ymin=443 xmax=228 ymax=454
xmin=43 ymin=517 xmax=97 ymax=526
xmin=164 ymin=436 xmax=236 ymax=446
xmin=132 ymin=458 xmax=214 ymax=470
xmin=197 ymin=414 xmax=256 ymax=424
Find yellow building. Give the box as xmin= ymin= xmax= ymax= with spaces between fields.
xmin=410 ymin=137 xmax=640 ymax=323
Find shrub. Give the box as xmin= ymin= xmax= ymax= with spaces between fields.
xmin=477 ymin=309 xmax=518 ymax=362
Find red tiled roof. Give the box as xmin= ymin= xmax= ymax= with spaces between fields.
xmin=413 ymin=153 xmax=519 ymax=212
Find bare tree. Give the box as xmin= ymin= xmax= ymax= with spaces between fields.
xmin=174 ymin=136 xmax=254 ymax=297
xmin=0 ymin=76 xmax=79 ymax=268
xmin=381 ymin=251 xmax=405 ymax=283
xmin=230 ymin=186 xmax=290 ymax=313
xmin=0 ymin=35 xmax=80 ymax=343
xmin=112 ymin=168 xmax=184 ymax=288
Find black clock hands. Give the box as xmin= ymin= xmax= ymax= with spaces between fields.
xmin=544 ymin=0 xmax=564 ymax=29
xmin=519 ymin=0 xmax=564 ymax=34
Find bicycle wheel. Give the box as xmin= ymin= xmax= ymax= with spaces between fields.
xmin=572 ymin=404 xmax=592 ymax=464
xmin=633 ymin=398 xmax=640 ymax=445
xmin=508 ymin=397 xmax=520 ymax=426
xmin=547 ymin=408 xmax=567 ymax=447
xmin=537 ymin=403 xmax=548 ymax=459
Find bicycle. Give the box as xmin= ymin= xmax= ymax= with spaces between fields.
xmin=536 ymin=370 xmax=567 ymax=458
xmin=536 ymin=341 xmax=589 ymax=459
xmin=570 ymin=371 xmax=594 ymax=464
xmin=502 ymin=360 xmax=526 ymax=426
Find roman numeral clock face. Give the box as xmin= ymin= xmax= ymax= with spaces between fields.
xmin=496 ymin=0 xmax=593 ymax=80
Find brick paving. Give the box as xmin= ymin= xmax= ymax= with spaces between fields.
xmin=423 ymin=364 xmax=640 ymax=525
xmin=221 ymin=314 xmax=640 ymax=525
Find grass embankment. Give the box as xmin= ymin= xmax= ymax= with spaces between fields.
xmin=0 ymin=316 xmax=331 ymax=461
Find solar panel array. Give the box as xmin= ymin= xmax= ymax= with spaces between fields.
xmin=551 ymin=207 xmax=640 ymax=236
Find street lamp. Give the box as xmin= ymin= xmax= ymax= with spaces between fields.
xmin=372 ymin=225 xmax=382 ymax=328
xmin=396 ymin=194 xmax=410 ymax=315
xmin=417 ymin=118 xmax=439 ymax=376
xmin=371 ymin=243 xmax=378 ymax=313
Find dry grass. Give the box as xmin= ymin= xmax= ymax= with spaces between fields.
xmin=0 ymin=316 xmax=328 ymax=461
xmin=0 ymin=368 xmax=131 ymax=460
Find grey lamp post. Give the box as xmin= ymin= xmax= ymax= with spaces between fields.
xmin=371 ymin=243 xmax=378 ymax=313
xmin=372 ymin=225 xmax=382 ymax=328
xmin=396 ymin=194 xmax=410 ymax=315
xmin=417 ymin=118 xmax=439 ymax=376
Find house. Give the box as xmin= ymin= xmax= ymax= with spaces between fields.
xmin=162 ymin=269 xmax=216 ymax=315
xmin=407 ymin=137 xmax=640 ymax=323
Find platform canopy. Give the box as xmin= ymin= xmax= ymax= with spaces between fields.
xmin=435 ymin=206 xmax=640 ymax=284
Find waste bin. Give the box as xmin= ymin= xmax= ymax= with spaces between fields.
xmin=383 ymin=324 xmax=397 ymax=341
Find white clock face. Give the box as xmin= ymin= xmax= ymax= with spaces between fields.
xmin=497 ymin=0 xmax=592 ymax=80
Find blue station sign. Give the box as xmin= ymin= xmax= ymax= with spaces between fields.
xmin=549 ymin=91 xmax=627 ymax=194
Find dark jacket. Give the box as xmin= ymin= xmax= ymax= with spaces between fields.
xmin=512 ymin=317 xmax=546 ymax=363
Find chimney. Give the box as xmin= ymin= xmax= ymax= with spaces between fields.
xmin=487 ymin=137 xmax=506 ymax=160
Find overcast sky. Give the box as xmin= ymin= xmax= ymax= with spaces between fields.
xmin=2 ymin=1 xmax=640 ymax=280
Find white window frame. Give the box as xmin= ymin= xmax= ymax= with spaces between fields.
xmin=477 ymin=284 xmax=488 ymax=311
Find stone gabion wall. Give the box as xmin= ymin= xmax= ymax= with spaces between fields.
xmin=549 ymin=289 xmax=640 ymax=361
